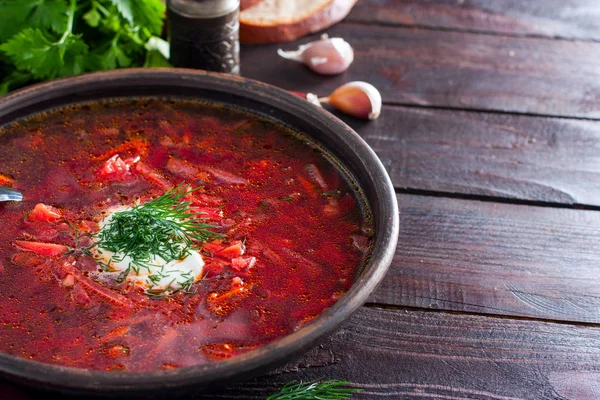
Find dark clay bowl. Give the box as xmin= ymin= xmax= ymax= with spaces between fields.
xmin=0 ymin=69 xmax=399 ymax=397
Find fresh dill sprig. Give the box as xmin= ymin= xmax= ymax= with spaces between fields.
xmin=321 ymin=189 xmax=341 ymax=197
xmin=266 ymin=380 xmax=362 ymax=400
xmin=176 ymin=274 xmax=198 ymax=295
xmin=94 ymin=186 xmax=220 ymax=270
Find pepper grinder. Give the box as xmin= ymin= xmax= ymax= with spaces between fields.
xmin=167 ymin=0 xmax=240 ymax=75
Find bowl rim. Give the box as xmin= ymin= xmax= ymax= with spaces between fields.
xmin=0 ymin=68 xmax=399 ymax=393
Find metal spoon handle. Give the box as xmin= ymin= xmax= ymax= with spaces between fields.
xmin=0 ymin=187 xmax=23 ymax=202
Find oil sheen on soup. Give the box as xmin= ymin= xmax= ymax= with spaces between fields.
xmin=0 ymin=99 xmax=372 ymax=372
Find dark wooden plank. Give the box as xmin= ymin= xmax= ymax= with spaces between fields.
xmin=224 ymin=307 xmax=600 ymax=399
xmin=345 ymin=105 xmax=600 ymax=206
xmin=8 ymin=307 xmax=600 ymax=399
xmin=347 ymin=0 xmax=600 ymax=42
xmin=370 ymin=194 xmax=600 ymax=323
xmin=241 ymin=23 xmax=600 ymax=118
xmin=208 ymin=307 xmax=600 ymax=399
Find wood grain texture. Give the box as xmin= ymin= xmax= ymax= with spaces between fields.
xmin=8 ymin=307 xmax=600 ymax=399
xmin=241 ymin=23 xmax=600 ymax=118
xmin=344 ymin=105 xmax=600 ymax=205
xmin=369 ymin=194 xmax=600 ymax=323
xmin=347 ymin=0 xmax=600 ymax=42
xmin=193 ymin=307 xmax=600 ymax=399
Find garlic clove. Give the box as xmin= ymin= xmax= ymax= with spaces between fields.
xmin=321 ymin=81 xmax=382 ymax=120
xmin=277 ymin=46 xmax=310 ymax=63
xmin=305 ymin=93 xmax=322 ymax=107
xmin=278 ymin=35 xmax=354 ymax=75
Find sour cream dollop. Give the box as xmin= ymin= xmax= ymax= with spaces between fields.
xmin=93 ymin=206 xmax=205 ymax=295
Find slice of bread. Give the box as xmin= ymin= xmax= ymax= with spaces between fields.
xmin=240 ymin=0 xmax=263 ymax=10
xmin=239 ymin=0 xmax=357 ymax=44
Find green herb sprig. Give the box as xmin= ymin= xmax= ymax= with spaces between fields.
xmin=94 ymin=186 xmax=220 ymax=272
xmin=0 ymin=0 xmax=169 ymax=95
xmin=266 ymin=380 xmax=362 ymax=400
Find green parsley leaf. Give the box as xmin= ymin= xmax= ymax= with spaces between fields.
xmin=144 ymin=36 xmax=171 ymax=67
xmin=0 ymin=28 xmax=88 ymax=80
xmin=100 ymin=39 xmax=133 ymax=70
xmin=0 ymin=0 xmax=69 ymax=42
xmin=0 ymin=0 xmax=168 ymax=94
xmin=83 ymin=8 xmax=102 ymax=28
xmin=0 ymin=71 xmax=31 ymax=95
xmin=109 ymin=0 xmax=165 ymax=36
xmin=94 ymin=3 xmax=125 ymax=34
xmin=144 ymin=50 xmax=172 ymax=68
xmin=27 ymin=0 xmax=70 ymax=34
xmin=0 ymin=1 xmax=30 ymax=42
xmin=58 ymin=39 xmax=90 ymax=77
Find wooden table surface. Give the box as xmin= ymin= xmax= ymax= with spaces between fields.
xmin=238 ymin=1 xmax=600 ymax=398
xmin=5 ymin=1 xmax=600 ymax=399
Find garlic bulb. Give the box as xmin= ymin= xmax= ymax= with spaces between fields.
xmin=277 ymin=34 xmax=354 ymax=75
xmin=320 ymin=81 xmax=382 ymax=120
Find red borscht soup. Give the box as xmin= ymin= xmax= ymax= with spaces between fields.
xmin=0 ymin=99 xmax=372 ymax=372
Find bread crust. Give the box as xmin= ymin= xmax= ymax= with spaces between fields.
xmin=240 ymin=0 xmax=263 ymax=11
xmin=239 ymin=0 xmax=358 ymax=44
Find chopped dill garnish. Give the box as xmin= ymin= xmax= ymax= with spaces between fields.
xmin=201 ymin=250 xmax=215 ymax=258
xmin=94 ymin=186 xmax=221 ymax=272
xmin=266 ymin=380 xmax=362 ymax=400
xmin=278 ymin=196 xmax=294 ymax=201
xmin=164 ymin=278 xmax=177 ymax=292
xmin=97 ymin=259 xmax=111 ymax=272
xmin=146 ymin=292 xmax=167 ymax=299
xmin=115 ymin=266 xmax=130 ymax=283
xmin=63 ymin=218 xmax=80 ymax=246
xmin=180 ymin=275 xmax=197 ymax=294
xmin=321 ymin=189 xmax=341 ymax=197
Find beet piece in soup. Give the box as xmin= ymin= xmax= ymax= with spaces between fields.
xmin=0 ymin=99 xmax=372 ymax=372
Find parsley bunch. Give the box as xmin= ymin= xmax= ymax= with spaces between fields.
xmin=0 ymin=0 xmax=170 ymax=95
